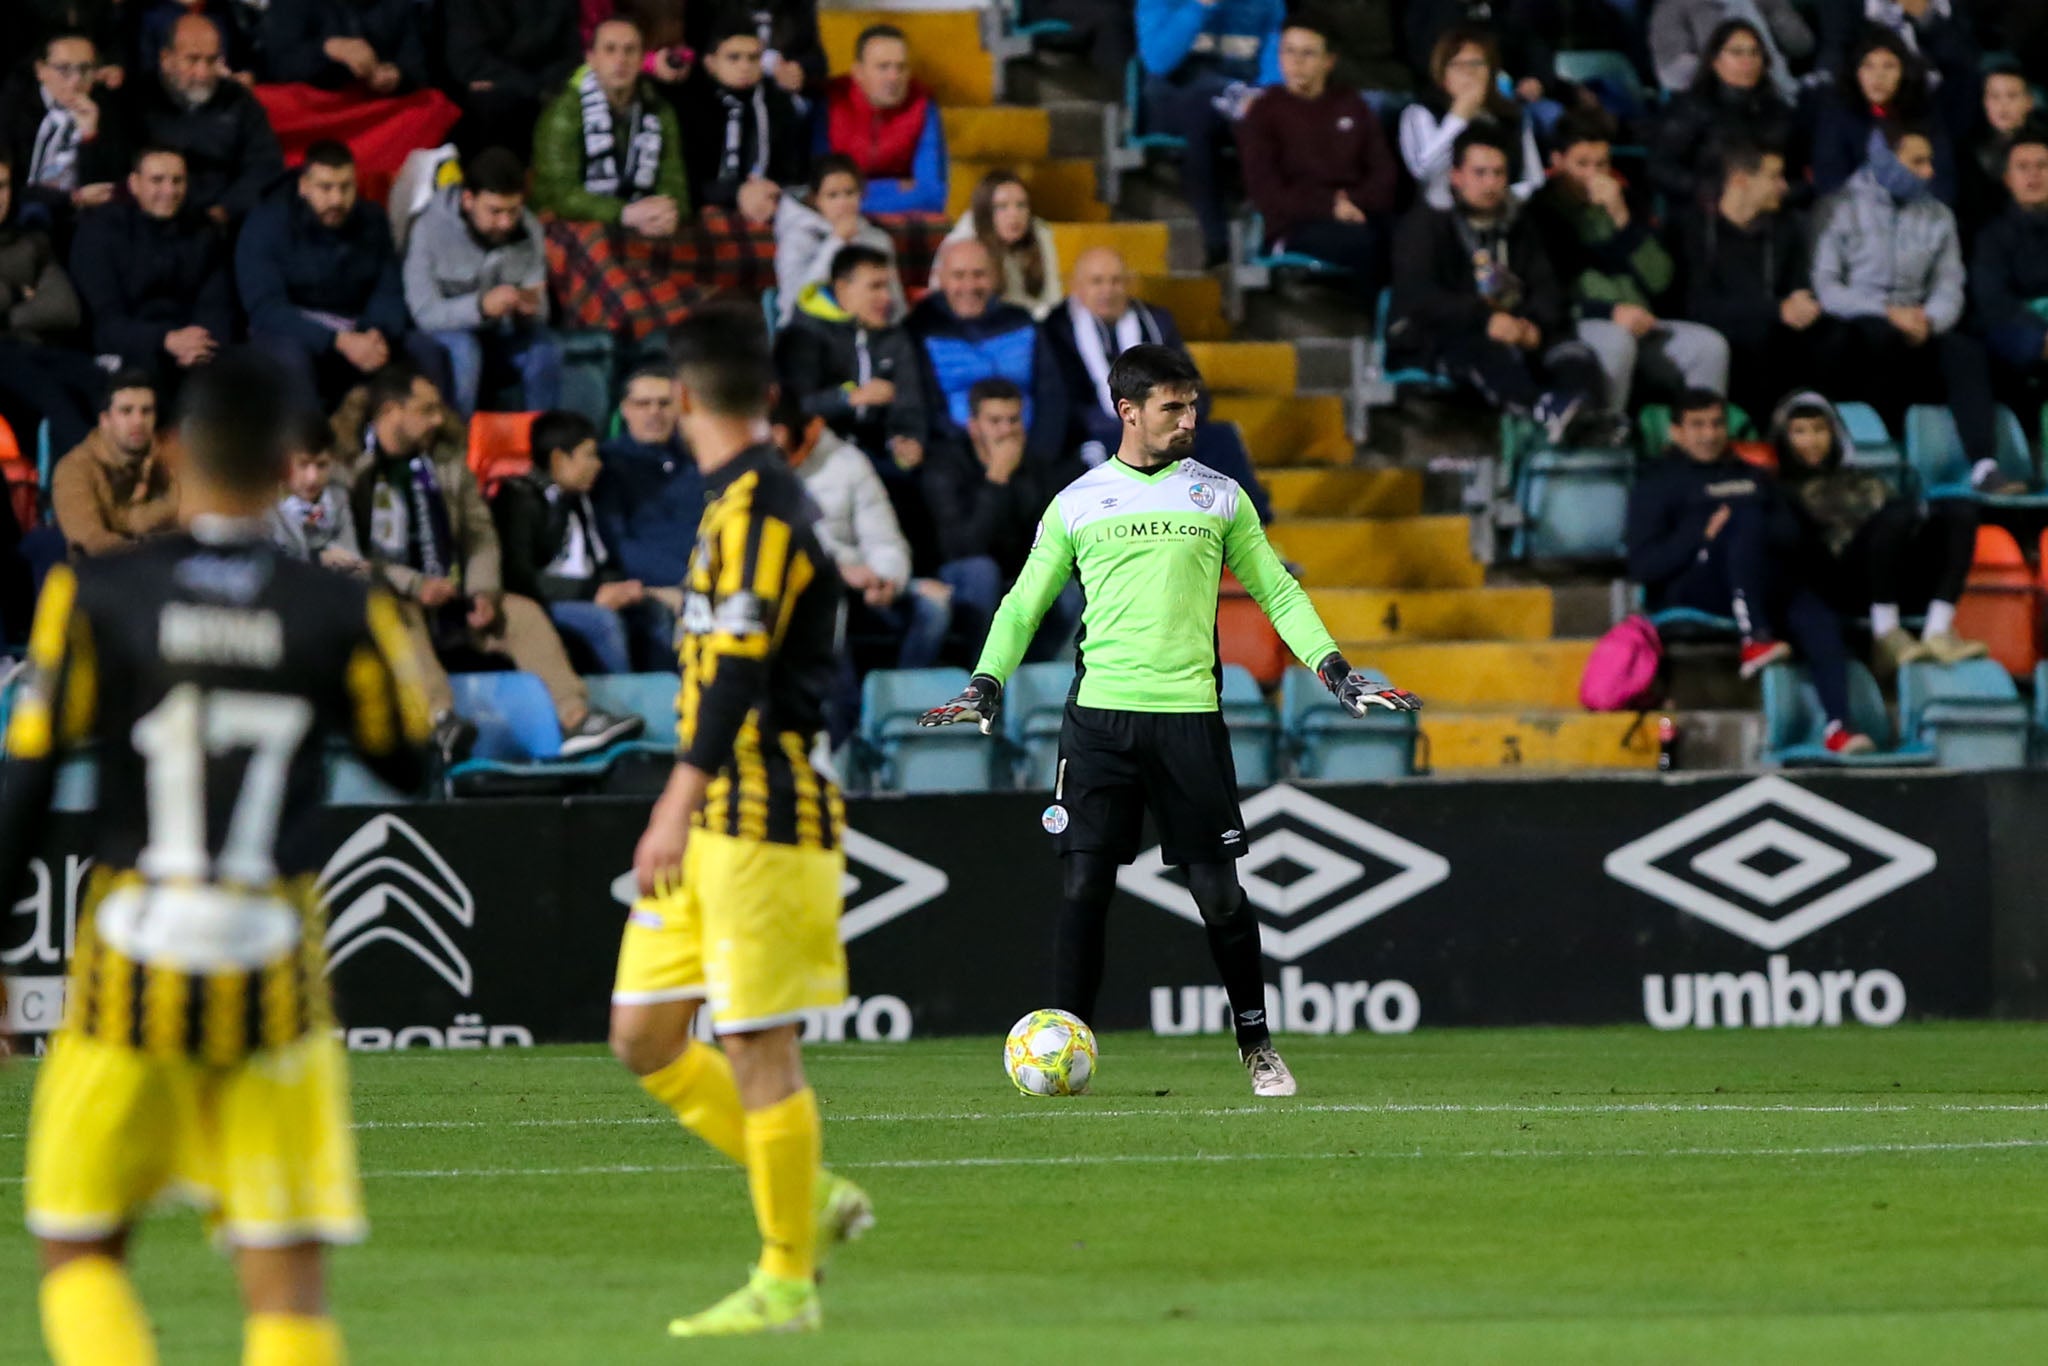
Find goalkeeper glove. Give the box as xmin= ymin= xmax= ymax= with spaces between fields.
xmin=916 ymin=674 xmax=1003 ymax=734
xmin=1318 ymin=653 xmax=1421 ymax=717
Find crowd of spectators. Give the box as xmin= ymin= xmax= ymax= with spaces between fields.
xmin=3 ymin=0 xmax=2048 ymax=763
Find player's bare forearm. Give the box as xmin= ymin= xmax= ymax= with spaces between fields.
xmin=633 ymin=763 xmax=713 ymax=897
xmin=660 ymin=762 xmax=713 ymax=824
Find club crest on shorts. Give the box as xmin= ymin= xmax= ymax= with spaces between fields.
xmin=1187 ymin=481 xmax=1216 ymax=510
xmin=1041 ymin=804 xmax=1070 ymax=834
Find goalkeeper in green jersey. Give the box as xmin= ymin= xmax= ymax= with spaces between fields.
xmin=917 ymin=345 xmax=1418 ymax=1096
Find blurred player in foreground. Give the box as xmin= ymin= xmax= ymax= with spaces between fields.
xmin=608 ymin=308 xmax=871 ymax=1338
xmin=0 ymin=353 xmax=432 ymax=1365
xmin=917 ymin=345 xmax=1420 ymax=1097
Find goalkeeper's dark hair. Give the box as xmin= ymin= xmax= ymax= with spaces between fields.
xmin=669 ymin=301 xmax=774 ymax=417
xmin=177 ymin=351 xmax=299 ymax=496
xmin=1108 ymin=344 xmax=1202 ymax=411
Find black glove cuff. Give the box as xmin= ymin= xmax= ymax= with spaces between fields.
xmin=1316 ymin=653 xmax=1350 ymax=691
xmin=969 ymin=673 xmax=1003 ymax=702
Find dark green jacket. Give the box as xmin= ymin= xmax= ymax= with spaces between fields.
xmin=530 ymin=68 xmax=689 ymax=226
xmin=1526 ymin=178 xmax=1674 ymax=321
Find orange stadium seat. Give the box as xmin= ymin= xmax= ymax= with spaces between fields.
xmin=1218 ymin=571 xmax=1288 ymax=688
xmin=467 ymin=412 xmax=539 ymax=492
xmin=1954 ymin=526 xmax=2039 ymax=676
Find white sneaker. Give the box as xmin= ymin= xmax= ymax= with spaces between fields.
xmin=1242 ymin=1043 xmax=1297 ymax=1097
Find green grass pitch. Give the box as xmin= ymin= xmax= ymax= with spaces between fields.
xmin=2 ymin=1024 xmax=2046 ymax=1364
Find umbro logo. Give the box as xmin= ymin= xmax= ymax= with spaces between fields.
xmin=1101 ymin=498 xmax=1119 ymax=508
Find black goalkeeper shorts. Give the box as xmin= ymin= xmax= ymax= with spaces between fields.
xmin=1044 ymin=703 xmax=1247 ymax=867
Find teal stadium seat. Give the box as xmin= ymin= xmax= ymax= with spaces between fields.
xmin=1837 ymin=402 xmax=1908 ymax=490
xmin=1897 ymin=658 xmax=2028 ymax=769
xmin=1280 ymin=666 xmax=1416 ymax=780
xmin=1371 ymin=289 xmax=1455 ymax=393
xmin=1760 ymin=660 xmax=1933 ymax=767
xmin=1002 ymin=661 xmax=1072 ymax=789
xmin=585 ymin=672 xmax=683 ymax=759
xmin=559 ymin=331 xmax=617 ymax=429
xmin=857 ymin=667 xmax=996 ymax=793
xmin=326 ymin=752 xmax=414 ymax=804
xmin=1906 ymin=403 xmax=2048 ymax=506
xmin=1219 ymin=664 xmax=1279 ymax=787
xmin=1507 ymin=409 xmax=1634 ymax=561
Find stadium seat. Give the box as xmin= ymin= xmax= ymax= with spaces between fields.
xmin=1759 ymin=660 xmax=1933 ymax=767
xmin=51 ymin=753 xmax=96 ymax=813
xmin=1955 ymin=526 xmax=2040 ymax=676
xmin=1552 ymin=50 xmax=1651 ymax=140
xmin=467 ymin=412 xmax=538 ymax=491
xmin=448 ymin=671 xmax=563 ymax=761
xmin=857 ymin=667 xmax=996 ymax=793
xmin=1512 ymin=443 xmax=1634 ymax=561
xmin=1896 ymin=658 xmax=2028 ymax=769
xmin=1225 ymin=211 xmax=1348 ymax=322
xmin=559 ymin=331 xmax=616 ymax=429
xmin=1001 ymin=660 xmax=1072 ymax=789
xmin=1218 ymin=572 xmax=1289 ymax=688
xmin=326 ymin=752 xmax=414 ymax=804
xmin=583 ymin=672 xmax=683 ymax=759
xmin=0 ymin=415 xmax=31 ymax=529
xmin=1219 ymin=664 xmax=1279 ymax=787
xmin=1369 ymin=289 xmax=1455 ymax=395
xmin=1837 ymin=402 xmax=1908 ymax=489
xmin=1906 ymin=404 xmax=2048 ymax=506
xmin=1103 ymin=58 xmax=1188 ymax=203
xmin=1280 ymin=666 xmax=1416 ymax=780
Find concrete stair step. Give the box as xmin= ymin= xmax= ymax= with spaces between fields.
xmin=1214 ymin=394 xmax=1353 ymax=468
xmin=951 ymin=159 xmax=1109 ymax=221
xmin=1339 ymin=640 xmax=1599 ymax=710
xmin=942 ymin=106 xmax=1048 ymax=161
xmin=1185 ymin=341 xmax=1296 ymax=395
xmin=1420 ymin=711 xmax=1659 ymax=772
xmin=1050 ymin=221 xmax=1169 ymax=277
xmin=821 ymin=10 xmax=994 ymax=105
xmin=1135 ymin=273 xmax=1227 ymax=340
xmin=1269 ymin=516 xmax=1482 ymax=589
xmin=1311 ymin=586 xmax=1554 ymax=644
xmin=1262 ymin=468 xmax=1421 ymax=518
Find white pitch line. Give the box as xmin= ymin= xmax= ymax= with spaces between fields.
xmin=3 ymin=1138 xmax=2045 ymax=1189
xmin=6 ymin=1098 xmax=2048 ymax=1144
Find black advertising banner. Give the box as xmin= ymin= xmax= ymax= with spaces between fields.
xmin=1 ymin=770 xmax=2015 ymax=1049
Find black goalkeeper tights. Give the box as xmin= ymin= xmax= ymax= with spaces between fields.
xmin=1053 ymin=852 xmax=1271 ymax=1053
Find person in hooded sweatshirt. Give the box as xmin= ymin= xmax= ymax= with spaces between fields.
xmin=773 ymin=242 xmax=927 ymax=469
xmin=1770 ymin=390 xmax=1985 ymax=674
xmin=1627 ymin=388 xmax=1873 ymax=755
xmin=772 ymin=154 xmax=904 ymax=327
xmin=1970 ymin=124 xmax=2048 ymax=393
xmin=1813 ymin=122 xmax=2008 ymax=492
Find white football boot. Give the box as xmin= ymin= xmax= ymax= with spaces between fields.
xmin=1242 ymin=1042 xmax=1298 ymax=1097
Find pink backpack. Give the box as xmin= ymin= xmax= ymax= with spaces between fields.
xmin=1580 ymin=616 xmax=1665 ymax=712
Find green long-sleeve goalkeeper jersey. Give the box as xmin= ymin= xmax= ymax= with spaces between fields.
xmin=973 ymin=456 xmax=1340 ymax=712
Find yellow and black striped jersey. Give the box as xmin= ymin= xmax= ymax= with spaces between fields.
xmin=0 ymin=523 xmax=431 ymax=1060
xmin=677 ymin=444 xmax=845 ymax=850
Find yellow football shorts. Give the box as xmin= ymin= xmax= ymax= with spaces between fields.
xmin=24 ymin=1030 xmax=366 ymax=1249
xmin=612 ymin=828 xmax=848 ymax=1033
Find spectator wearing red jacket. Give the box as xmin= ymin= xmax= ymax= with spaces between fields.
xmin=1236 ymin=16 xmax=1396 ymax=301
xmin=820 ymin=24 xmax=948 ymax=216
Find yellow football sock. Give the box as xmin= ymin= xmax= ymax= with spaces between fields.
xmin=640 ymin=1043 xmax=747 ymax=1165
xmin=243 ymin=1313 xmax=344 ymax=1366
xmin=40 ymin=1255 xmax=157 ymax=1366
xmin=745 ymin=1087 xmax=822 ymax=1283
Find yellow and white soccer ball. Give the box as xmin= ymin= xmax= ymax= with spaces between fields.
xmin=1003 ymin=1008 xmax=1098 ymax=1096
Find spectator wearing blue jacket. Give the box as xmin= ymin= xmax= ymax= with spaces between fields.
xmin=1136 ymin=0 xmax=1284 ymax=266
xmin=906 ymin=237 xmax=1070 ymax=469
xmin=234 ymin=141 xmax=449 ymax=413
xmin=591 ymin=366 xmax=704 ymax=593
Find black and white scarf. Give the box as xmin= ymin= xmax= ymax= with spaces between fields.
xmin=28 ymin=89 xmax=81 ymax=192
xmin=714 ymin=83 xmax=771 ymax=187
xmin=578 ymin=66 xmax=665 ymax=198
xmin=364 ymin=429 xmax=454 ymax=582
xmin=1068 ymin=298 xmax=1163 ymax=417
xmin=544 ymin=483 xmax=609 ymax=581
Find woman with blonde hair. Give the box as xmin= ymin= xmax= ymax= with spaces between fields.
xmin=938 ymin=169 xmax=1063 ymax=319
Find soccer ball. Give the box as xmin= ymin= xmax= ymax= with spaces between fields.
xmin=1004 ymin=1009 xmax=1098 ymax=1097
